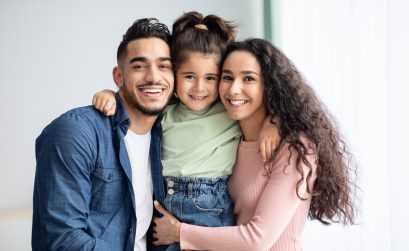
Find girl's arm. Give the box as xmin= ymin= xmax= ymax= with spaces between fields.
xmin=259 ymin=116 xmax=280 ymax=162
xmin=152 ymin=142 xmax=317 ymax=251
xmin=92 ymin=89 xmax=116 ymax=116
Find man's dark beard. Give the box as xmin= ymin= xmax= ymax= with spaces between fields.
xmin=122 ymin=83 xmax=168 ymax=116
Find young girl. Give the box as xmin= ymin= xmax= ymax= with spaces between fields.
xmin=93 ymin=12 xmax=279 ymax=250
xmin=151 ymin=38 xmax=358 ymax=251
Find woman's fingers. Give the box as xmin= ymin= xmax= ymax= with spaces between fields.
xmin=154 ymin=200 xmax=171 ymax=216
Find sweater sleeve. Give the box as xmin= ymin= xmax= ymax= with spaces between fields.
xmin=180 ymin=143 xmax=317 ymax=251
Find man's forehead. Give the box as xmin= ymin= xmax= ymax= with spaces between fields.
xmin=126 ymin=38 xmax=171 ymax=59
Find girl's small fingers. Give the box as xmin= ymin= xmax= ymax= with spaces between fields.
xmin=95 ymin=98 xmax=102 ymax=110
xmin=265 ymin=141 xmax=272 ymax=161
xmin=260 ymin=141 xmax=267 ymax=162
xmin=92 ymin=95 xmax=96 ymax=106
xmin=106 ymin=103 xmax=116 ymax=116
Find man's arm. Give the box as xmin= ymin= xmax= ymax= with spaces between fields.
xmin=33 ymin=112 xmax=110 ymax=250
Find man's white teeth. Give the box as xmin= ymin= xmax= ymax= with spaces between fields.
xmin=142 ymin=89 xmax=162 ymax=93
xmin=191 ymin=95 xmax=205 ymax=100
xmin=230 ymin=100 xmax=247 ymax=105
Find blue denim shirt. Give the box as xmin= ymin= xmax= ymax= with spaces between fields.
xmin=32 ymin=93 xmax=166 ymax=251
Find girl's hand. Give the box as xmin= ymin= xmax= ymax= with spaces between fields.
xmin=259 ymin=116 xmax=281 ymax=162
xmin=152 ymin=201 xmax=181 ymax=246
xmin=92 ymin=89 xmax=116 ymax=116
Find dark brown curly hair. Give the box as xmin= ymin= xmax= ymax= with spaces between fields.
xmin=222 ymin=38 xmax=357 ymax=225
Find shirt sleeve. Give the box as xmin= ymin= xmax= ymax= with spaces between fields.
xmin=33 ymin=112 xmax=110 ymax=250
xmin=180 ymin=143 xmax=317 ymax=251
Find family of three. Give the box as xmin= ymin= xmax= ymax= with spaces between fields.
xmin=32 ymin=11 xmax=357 ymax=251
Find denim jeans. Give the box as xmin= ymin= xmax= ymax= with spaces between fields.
xmin=163 ymin=176 xmax=235 ymax=251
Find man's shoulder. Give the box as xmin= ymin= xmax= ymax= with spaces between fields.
xmin=40 ymin=105 xmax=110 ymax=138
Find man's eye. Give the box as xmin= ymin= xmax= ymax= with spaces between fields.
xmin=133 ymin=64 xmax=144 ymax=69
xmin=160 ymin=64 xmax=171 ymax=69
xmin=207 ymin=76 xmax=217 ymax=81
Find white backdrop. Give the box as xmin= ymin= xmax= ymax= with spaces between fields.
xmin=275 ymin=0 xmax=409 ymax=250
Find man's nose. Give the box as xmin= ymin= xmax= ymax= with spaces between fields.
xmin=145 ymin=65 xmax=160 ymax=83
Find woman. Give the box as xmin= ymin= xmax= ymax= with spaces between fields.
xmin=152 ymin=38 xmax=357 ymax=251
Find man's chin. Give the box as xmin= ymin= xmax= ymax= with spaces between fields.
xmin=133 ymin=104 xmax=166 ymax=116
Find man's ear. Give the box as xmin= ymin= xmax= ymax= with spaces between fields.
xmin=113 ymin=66 xmax=122 ymax=88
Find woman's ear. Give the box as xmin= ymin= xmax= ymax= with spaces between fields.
xmin=112 ymin=66 xmax=123 ymax=88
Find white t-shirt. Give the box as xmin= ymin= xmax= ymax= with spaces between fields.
xmin=124 ymin=130 xmax=153 ymax=251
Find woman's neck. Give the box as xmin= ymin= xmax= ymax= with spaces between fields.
xmin=239 ymin=110 xmax=267 ymax=142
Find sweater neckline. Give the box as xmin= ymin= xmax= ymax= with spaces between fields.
xmin=239 ymin=140 xmax=259 ymax=150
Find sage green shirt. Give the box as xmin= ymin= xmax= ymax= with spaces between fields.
xmin=161 ymin=101 xmax=242 ymax=177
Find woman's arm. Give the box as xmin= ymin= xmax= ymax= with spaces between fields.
xmin=153 ymin=143 xmax=316 ymax=251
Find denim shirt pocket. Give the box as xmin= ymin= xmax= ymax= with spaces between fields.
xmin=90 ymin=167 xmax=127 ymax=213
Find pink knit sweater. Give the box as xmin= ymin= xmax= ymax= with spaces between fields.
xmin=180 ymin=140 xmax=317 ymax=251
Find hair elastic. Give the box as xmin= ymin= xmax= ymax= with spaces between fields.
xmin=194 ymin=24 xmax=208 ymax=30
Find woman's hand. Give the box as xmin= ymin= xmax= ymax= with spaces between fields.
xmin=259 ymin=116 xmax=281 ymax=162
xmin=92 ymin=89 xmax=116 ymax=116
xmin=152 ymin=201 xmax=181 ymax=246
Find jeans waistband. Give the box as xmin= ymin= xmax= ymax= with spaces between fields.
xmin=164 ymin=176 xmax=228 ymax=196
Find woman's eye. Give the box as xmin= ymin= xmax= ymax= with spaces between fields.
xmin=184 ymin=75 xmax=195 ymax=80
xmin=243 ymin=76 xmax=255 ymax=82
xmin=222 ymin=75 xmax=233 ymax=81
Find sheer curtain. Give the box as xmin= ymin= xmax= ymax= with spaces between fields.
xmin=269 ymin=0 xmax=393 ymax=250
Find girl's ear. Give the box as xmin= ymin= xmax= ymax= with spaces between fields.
xmin=112 ymin=66 xmax=123 ymax=88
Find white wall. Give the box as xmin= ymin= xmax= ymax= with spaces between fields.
xmin=0 ymin=1 xmax=263 ymax=250
xmin=387 ymin=0 xmax=409 ymax=249
xmin=276 ymin=0 xmax=409 ymax=250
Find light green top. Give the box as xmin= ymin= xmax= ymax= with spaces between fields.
xmin=161 ymin=101 xmax=242 ymax=177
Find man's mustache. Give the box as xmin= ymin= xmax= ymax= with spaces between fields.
xmin=137 ymin=82 xmax=167 ymax=88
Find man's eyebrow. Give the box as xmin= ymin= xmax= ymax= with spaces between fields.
xmin=158 ymin=57 xmax=171 ymax=62
xmin=222 ymin=69 xmax=232 ymax=74
xmin=129 ymin=57 xmax=147 ymax=64
xmin=129 ymin=57 xmax=171 ymax=64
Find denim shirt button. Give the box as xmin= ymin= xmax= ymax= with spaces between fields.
xmin=167 ymin=180 xmax=174 ymax=187
xmin=168 ymin=189 xmax=175 ymax=195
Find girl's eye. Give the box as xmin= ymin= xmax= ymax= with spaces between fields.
xmin=206 ymin=76 xmax=217 ymax=81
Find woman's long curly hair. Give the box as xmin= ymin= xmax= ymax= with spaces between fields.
xmin=222 ymin=38 xmax=357 ymax=225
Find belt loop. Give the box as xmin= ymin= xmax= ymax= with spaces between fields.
xmin=188 ymin=183 xmax=193 ymax=199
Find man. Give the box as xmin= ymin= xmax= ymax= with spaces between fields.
xmin=32 ymin=18 xmax=174 ymax=251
